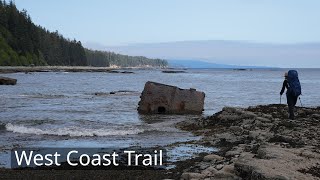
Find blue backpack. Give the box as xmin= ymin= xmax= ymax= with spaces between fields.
xmin=287 ymin=70 xmax=301 ymax=96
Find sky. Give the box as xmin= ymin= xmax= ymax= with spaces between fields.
xmin=14 ymin=0 xmax=320 ymax=46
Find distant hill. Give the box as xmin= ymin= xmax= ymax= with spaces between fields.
xmin=86 ymin=40 xmax=320 ymax=68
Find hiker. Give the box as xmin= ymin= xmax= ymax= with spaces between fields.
xmin=280 ymin=70 xmax=301 ymax=120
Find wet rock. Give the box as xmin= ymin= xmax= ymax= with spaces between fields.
xmin=221 ymin=107 xmax=257 ymax=119
xmin=0 ymin=76 xmax=17 ymax=85
xmin=177 ymin=104 xmax=320 ymax=180
xmin=299 ymin=149 xmax=320 ymax=159
xmin=311 ymin=114 xmax=320 ymax=119
xmin=229 ymin=126 xmax=243 ymax=134
xmin=107 ymin=70 xmax=120 ymax=73
xmin=242 ymin=119 xmax=255 ymax=125
xmin=249 ymin=131 xmax=274 ymax=142
xmin=269 ymin=134 xmax=306 ymax=147
xmin=215 ymin=132 xmax=243 ymax=144
xmin=215 ymin=164 xmax=224 ymax=170
xmin=137 ymin=81 xmax=205 ymax=114
xmin=221 ymin=164 xmax=235 ymax=174
xmin=225 ymin=150 xmax=241 ymax=158
xmin=213 ymin=172 xmax=241 ymax=180
xmin=110 ymin=90 xmax=138 ymax=95
xmin=198 ymin=163 xmax=210 ymax=170
xmin=235 ymin=144 xmax=318 ymax=180
xmin=222 ymin=107 xmax=238 ymax=113
xmin=230 ymin=157 xmax=239 ymax=163
xmin=248 ymin=131 xmax=260 ymax=139
xmin=120 ymin=71 xmax=134 ymax=74
xmin=162 ymin=70 xmax=186 ymax=73
xmin=181 ymin=172 xmax=205 ymax=180
xmin=94 ymin=92 xmax=109 ymax=96
xmin=212 ymin=164 xmax=241 ymax=179
xmin=201 ymin=166 xmax=218 ymax=176
xmin=94 ymin=90 xmax=139 ymax=96
xmin=217 ymin=112 xmax=239 ymax=122
xmin=203 ymin=154 xmax=224 ymax=162
xmin=255 ymin=117 xmax=271 ymax=123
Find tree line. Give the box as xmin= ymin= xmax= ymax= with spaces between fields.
xmin=85 ymin=49 xmax=167 ymax=67
xmin=0 ymin=1 xmax=167 ymax=67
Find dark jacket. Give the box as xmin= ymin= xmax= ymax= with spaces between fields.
xmin=280 ymin=79 xmax=289 ymax=95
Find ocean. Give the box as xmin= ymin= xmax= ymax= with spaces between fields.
xmin=1 ymin=68 xmax=319 ymax=167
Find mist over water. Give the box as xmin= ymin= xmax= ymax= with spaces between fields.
xmin=0 ymin=69 xmax=319 ymax=160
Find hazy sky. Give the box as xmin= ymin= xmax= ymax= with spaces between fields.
xmin=14 ymin=0 xmax=320 ymax=46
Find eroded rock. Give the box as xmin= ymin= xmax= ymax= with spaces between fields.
xmin=137 ymin=81 xmax=205 ymax=114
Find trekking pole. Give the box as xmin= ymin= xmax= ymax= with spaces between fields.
xmin=299 ymin=97 xmax=303 ymax=107
xmin=280 ymin=95 xmax=282 ymax=104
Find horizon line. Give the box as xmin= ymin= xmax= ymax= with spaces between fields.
xmin=85 ymin=39 xmax=320 ymax=47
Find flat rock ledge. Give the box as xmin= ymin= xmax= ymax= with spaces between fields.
xmin=0 ymin=76 xmax=17 ymax=85
xmin=177 ymin=104 xmax=320 ymax=180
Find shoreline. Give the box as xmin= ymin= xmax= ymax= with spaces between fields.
xmin=1 ymin=104 xmax=320 ymax=179
xmin=0 ymin=66 xmax=161 ymax=74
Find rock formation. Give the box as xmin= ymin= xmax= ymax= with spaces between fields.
xmin=137 ymin=81 xmax=205 ymax=114
xmin=177 ymin=104 xmax=320 ymax=180
xmin=0 ymin=76 xmax=17 ymax=85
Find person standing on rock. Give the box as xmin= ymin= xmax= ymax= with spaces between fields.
xmin=280 ymin=70 xmax=302 ymax=120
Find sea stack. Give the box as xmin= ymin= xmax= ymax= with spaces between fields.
xmin=0 ymin=76 xmax=17 ymax=85
xmin=138 ymin=81 xmax=205 ymax=114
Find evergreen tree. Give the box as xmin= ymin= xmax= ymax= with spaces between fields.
xmin=0 ymin=0 xmax=167 ymax=67
xmin=0 ymin=0 xmax=88 ymax=66
xmin=85 ymin=49 xmax=168 ymax=68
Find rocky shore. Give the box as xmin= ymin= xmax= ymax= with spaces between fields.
xmin=0 ymin=66 xmax=138 ymax=73
xmin=176 ymin=104 xmax=320 ymax=180
xmin=1 ymin=104 xmax=319 ymax=179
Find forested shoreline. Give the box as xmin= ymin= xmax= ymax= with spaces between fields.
xmin=0 ymin=1 xmax=167 ymax=67
xmin=85 ymin=49 xmax=167 ymax=67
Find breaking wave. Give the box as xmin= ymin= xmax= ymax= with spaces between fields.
xmin=5 ymin=123 xmax=143 ymax=137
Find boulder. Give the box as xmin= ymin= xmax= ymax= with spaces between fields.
xmin=137 ymin=81 xmax=205 ymax=114
xmin=0 ymin=76 xmax=17 ymax=85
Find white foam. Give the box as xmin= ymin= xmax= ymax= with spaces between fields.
xmin=5 ymin=123 xmax=143 ymax=137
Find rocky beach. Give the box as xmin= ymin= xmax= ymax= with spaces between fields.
xmin=1 ymin=104 xmax=320 ymax=179
xmin=176 ymin=104 xmax=320 ymax=180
